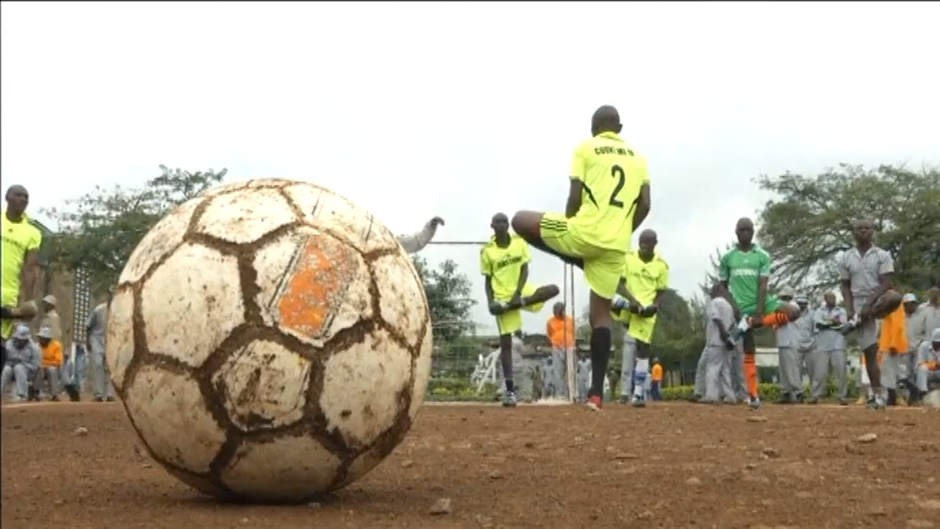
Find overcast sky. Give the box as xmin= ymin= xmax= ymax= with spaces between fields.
xmin=2 ymin=2 xmax=938 ymax=335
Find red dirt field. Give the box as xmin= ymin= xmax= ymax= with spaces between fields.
xmin=2 ymin=401 xmax=939 ymax=529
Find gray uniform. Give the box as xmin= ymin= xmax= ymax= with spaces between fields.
xmin=915 ymin=333 xmax=940 ymax=393
xmin=776 ymin=316 xmax=803 ymax=396
xmin=702 ymin=297 xmax=736 ymax=403
xmin=87 ymin=302 xmax=115 ymax=400
xmin=576 ymin=358 xmax=591 ymax=402
xmin=396 ymin=220 xmax=440 ymax=254
xmin=619 ymin=334 xmax=638 ymax=397
xmin=549 ymin=346 xmax=571 ymax=400
xmin=1 ymin=338 xmax=41 ymax=400
xmin=839 ymin=246 xmax=894 ymax=350
xmin=911 ymin=304 xmax=940 ymax=351
xmin=794 ymin=308 xmax=816 ymax=382
xmin=811 ymin=306 xmax=848 ymax=399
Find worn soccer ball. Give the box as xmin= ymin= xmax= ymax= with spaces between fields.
xmin=106 ymin=179 xmax=433 ymax=503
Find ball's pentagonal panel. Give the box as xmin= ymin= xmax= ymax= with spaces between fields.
xmin=213 ymin=339 xmax=312 ymax=432
xmin=282 ymin=182 xmax=399 ymax=254
xmin=319 ymin=329 xmax=412 ymax=450
xmin=141 ymin=243 xmax=244 ymax=369
xmin=408 ymin=329 xmax=434 ymax=419
xmin=125 ymin=365 xmax=227 ymax=474
xmin=105 ymin=287 xmax=136 ymax=392
xmin=372 ymin=254 xmax=428 ymax=348
xmin=253 ymin=227 xmax=372 ymax=345
xmin=193 ymin=186 xmax=297 ymax=245
xmin=220 ymin=435 xmax=342 ymax=501
xmin=119 ymin=197 xmax=203 ymax=285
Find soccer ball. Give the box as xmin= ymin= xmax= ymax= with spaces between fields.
xmin=105 ymin=178 xmax=433 ymax=503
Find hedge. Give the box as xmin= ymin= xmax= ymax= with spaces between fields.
xmin=426 ymin=376 xmax=863 ymax=402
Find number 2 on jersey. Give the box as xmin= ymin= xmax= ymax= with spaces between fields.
xmin=608 ymin=165 xmax=626 ymax=208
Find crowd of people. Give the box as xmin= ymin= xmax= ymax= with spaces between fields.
xmin=1 ymin=184 xmax=117 ymax=404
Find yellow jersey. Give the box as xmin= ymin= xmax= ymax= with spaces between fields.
xmin=568 ymin=132 xmax=649 ymax=251
xmin=480 ymin=235 xmax=530 ymax=301
xmin=1 ymin=210 xmax=42 ymax=306
xmin=621 ymin=250 xmax=669 ymax=306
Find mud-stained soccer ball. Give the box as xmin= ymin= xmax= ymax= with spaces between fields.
xmin=105 ymin=179 xmax=433 ymax=503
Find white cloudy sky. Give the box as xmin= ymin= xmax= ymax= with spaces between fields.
xmin=2 ymin=2 xmax=938 ymax=335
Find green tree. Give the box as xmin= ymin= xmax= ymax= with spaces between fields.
xmin=755 ymin=164 xmax=940 ymax=296
xmin=42 ymin=165 xmax=228 ymax=292
xmin=412 ymin=256 xmax=477 ymax=344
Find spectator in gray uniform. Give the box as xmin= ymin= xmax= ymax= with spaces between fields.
xmin=794 ymin=295 xmax=816 ymax=391
xmin=87 ymin=291 xmax=115 ymax=402
xmin=35 ymin=325 xmax=63 ymax=401
xmin=576 ymin=355 xmax=591 ymax=403
xmin=775 ymin=288 xmax=804 ymax=404
xmin=900 ymin=293 xmax=922 ymax=389
xmin=912 ymin=328 xmax=940 ymax=404
xmin=397 ymin=217 xmax=445 ymax=254
xmin=811 ymin=292 xmax=849 ymax=404
xmin=701 ymin=283 xmax=737 ymax=404
xmin=839 ymin=219 xmax=903 ymax=410
xmin=1 ymin=325 xmax=41 ymax=402
xmin=911 ymin=288 xmax=940 ymax=351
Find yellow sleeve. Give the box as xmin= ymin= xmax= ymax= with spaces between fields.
xmin=479 ymin=248 xmax=491 ymax=276
xmin=519 ymin=239 xmax=531 ymax=265
xmin=637 ymin=154 xmax=650 ymax=185
xmin=657 ymin=261 xmax=670 ymax=290
xmin=28 ymin=227 xmax=42 ymax=252
xmin=569 ymin=143 xmax=587 ymax=182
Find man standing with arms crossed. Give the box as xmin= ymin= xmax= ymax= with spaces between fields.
xmin=612 ymin=229 xmax=669 ymax=407
xmin=720 ymin=218 xmax=802 ymax=409
xmin=839 ymin=219 xmax=902 ymax=410
xmin=546 ymin=302 xmax=575 ymax=401
xmin=87 ymin=290 xmax=116 ymax=402
xmin=511 ymin=105 xmax=651 ymax=411
xmin=811 ymin=292 xmax=850 ymax=405
xmin=1 ymin=185 xmax=42 ymax=364
xmin=481 ymin=213 xmax=559 ymax=407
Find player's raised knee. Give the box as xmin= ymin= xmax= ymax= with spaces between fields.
xmin=872 ymin=289 xmax=903 ymax=319
xmin=510 ymin=211 xmax=542 ymax=239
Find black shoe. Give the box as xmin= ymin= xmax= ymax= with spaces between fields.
xmin=94 ymin=397 xmax=104 ymax=402
xmin=775 ymin=394 xmax=793 ymax=405
xmin=793 ymin=393 xmax=805 ymax=404
xmin=688 ymin=394 xmax=702 ymax=403
xmin=887 ymin=389 xmax=898 ymax=406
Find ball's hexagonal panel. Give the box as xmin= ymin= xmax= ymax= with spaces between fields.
xmin=319 ymin=329 xmax=412 ymax=450
xmin=213 ymin=339 xmax=312 ymax=432
xmin=141 ymin=243 xmax=244 ymax=369
xmin=253 ymin=227 xmax=372 ymax=345
xmin=408 ymin=329 xmax=434 ymax=419
xmin=220 ymin=435 xmax=342 ymax=502
xmin=193 ymin=186 xmax=297 ymax=245
xmin=197 ymin=178 xmax=292 ymax=200
xmin=125 ymin=365 xmax=227 ymax=473
xmin=105 ymin=287 xmax=136 ymax=392
xmin=119 ymin=197 xmax=203 ymax=285
xmin=372 ymin=253 xmax=428 ymax=348
xmin=282 ymin=182 xmax=399 ymax=254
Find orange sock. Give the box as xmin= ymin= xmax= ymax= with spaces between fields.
xmin=762 ymin=312 xmax=790 ymax=327
xmin=744 ymin=351 xmax=759 ymax=398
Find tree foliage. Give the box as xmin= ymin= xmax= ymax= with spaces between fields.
xmin=755 ymin=164 xmax=940 ymax=296
xmin=412 ymin=256 xmax=477 ymax=344
xmin=42 ymin=166 xmax=228 ymax=293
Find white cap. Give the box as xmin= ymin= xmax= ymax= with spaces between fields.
xmin=42 ymin=294 xmax=57 ymax=305
xmin=779 ymin=287 xmax=796 ymax=299
xmin=12 ymin=324 xmax=30 ymax=340
xmin=932 ymin=328 xmax=940 ymax=342
xmin=37 ymin=326 xmax=53 ymax=339
xmin=902 ymin=293 xmax=917 ymax=303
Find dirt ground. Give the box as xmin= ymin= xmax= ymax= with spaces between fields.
xmin=2 ymin=401 xmax=940 ymax=529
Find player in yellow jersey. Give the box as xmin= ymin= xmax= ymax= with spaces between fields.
xmin=511 ymin=106 xmax=651 ymax=410
xmin=2 ymin=185 xmax=42 ymax=366
xmin=481 ymin=213 xmax=559 ymax=407
xmin=610 ymin=229 xmax=669 ymax=408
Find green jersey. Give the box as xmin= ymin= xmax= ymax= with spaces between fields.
xmin=719 ymin=245 xmax=778 ymax=316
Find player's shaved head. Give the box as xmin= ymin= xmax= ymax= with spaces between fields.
xmin=490 ymin=212 xmax=510 ymax=238
xmin=591 ymin=105 xmax=622 ymax=136
xmin=735 ymin=217 xmax=755 ymax=246
xmin=637 ymin=229 xmax=658 ymax=260
xmin=5 ymin=184 xmax=29 ymax=217
xmin=852 ymin=218 xmax=875 ymax=245
xmin=553 ymin=301 xmax=565 ymax=316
